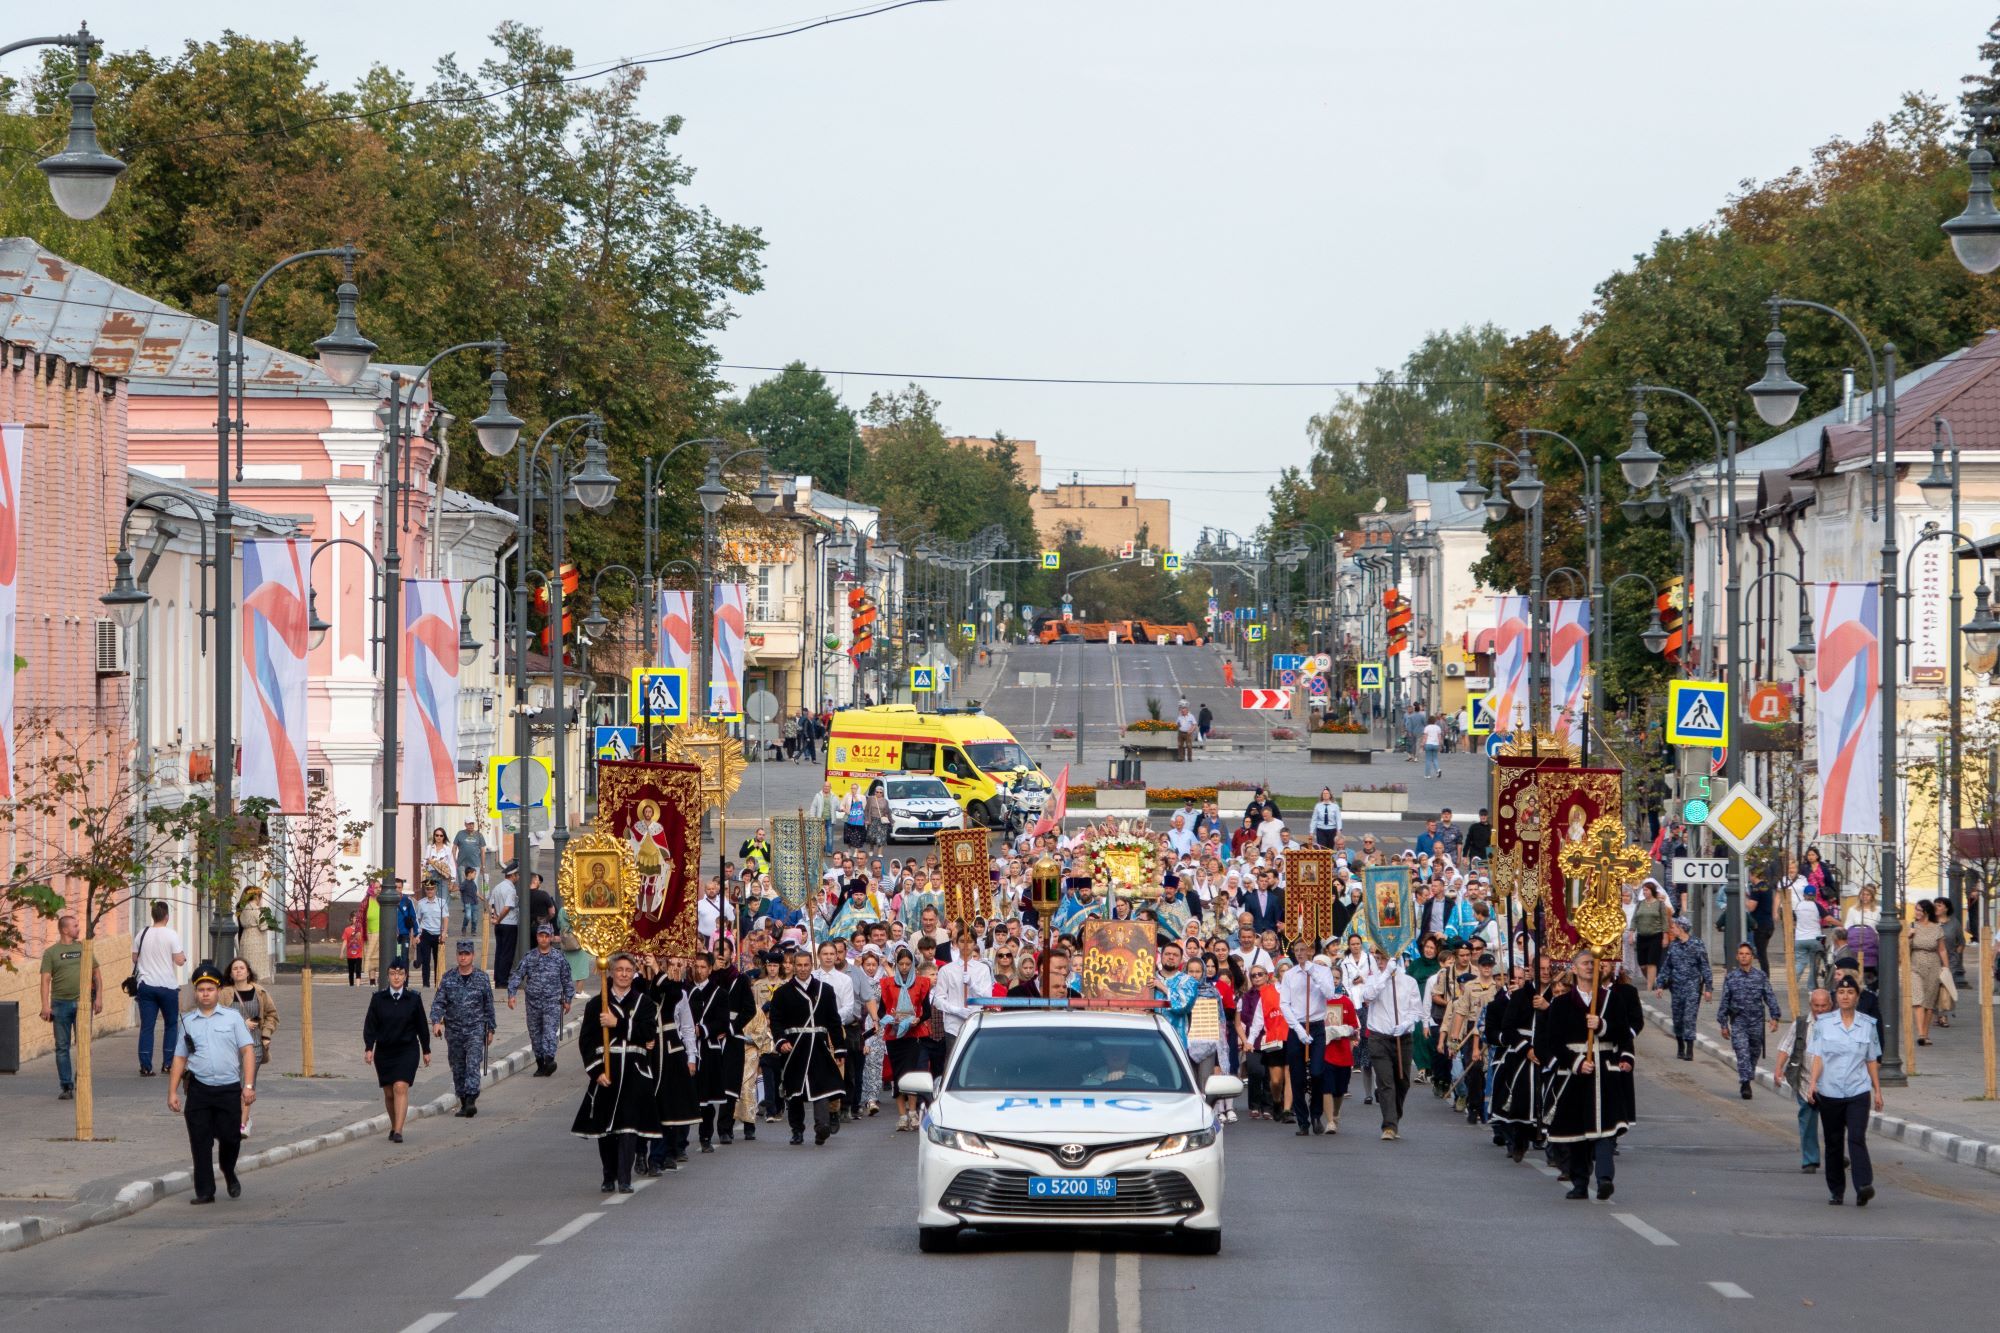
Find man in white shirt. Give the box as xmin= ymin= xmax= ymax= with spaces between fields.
xmin=1278 ymin=941 xmax=1340 ymax=1135
xmin=1257 ymin=811 xmax=1286 ymax=858
xmin=697 ymin=881 xmax=725 ymax=943
xmin=814 ymin=940 xmax=862 ymax=1128
xmin=928 ymin=930 xmax=995 ymax=1069
xmin=1176 ymin=702 xmax=1197 ymax=762
xmin=1230 ymin=923 xmax=1274 ymax=976
xmin=1165 ymin=814 xmax=1196 ymax=860
xmin=132 ymin=900 xmax=188 ymax=1077
xmin=488 ymin=868 xmax=520 ymax=985
xmin=1357 ymin=946 xmax=1423 ymax=1139
xmin=1785 ymin=857 xmax=1824 ymax=983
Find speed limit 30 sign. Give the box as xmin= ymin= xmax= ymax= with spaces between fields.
xmin=1672 ymin=857 xmax=1729 ymax=884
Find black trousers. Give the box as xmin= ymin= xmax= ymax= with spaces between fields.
xmin=1366 ymin=1033 xmax=1412 ymax=1129
xmin=1752 ymin=924 xmax=1774 ymax=977
xmin=184 ymin=1077 xmax=243 ymax=1200
xmin=1567 ymin=1136 xmax=1616 ymax=1186
xmin=1285 ymin=1022 xmax=1326 ymax=1128
xmin=1462 ymin=1054 xmax=1487 ymax=1122
xmin=492 ymin=925 xmax=518 ymax=990
xmin=1817 ymin=1092 xmax=1873 ymax=1196
xmin=597 ymin=1135 xmax=637 ymax=1188
xmin=788 ymin=1094 xmax=832 ymax=1136
xmin=760 ymin=1053 xmax=785 ymax=1117
xmin=841 ymin=1022 xmax=865 ymax=1111
xmin=700 ymin=1104 xmax=734 ymax=1143
xmin=346 ymin=958 xmax=362 ymax=984
xmin=1243 ymin=1048 xmax=1275 ymax=1114
xmin=416 ymin=931 xmax=442 ymax=987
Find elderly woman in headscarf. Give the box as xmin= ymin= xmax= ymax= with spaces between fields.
xmin=877 ymin=943 xmax=932 ymax=1131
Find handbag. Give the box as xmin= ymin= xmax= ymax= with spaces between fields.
xmin=122 ymin=926 xmax=149 ymax=997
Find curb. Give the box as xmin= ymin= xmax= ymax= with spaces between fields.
xmin=1636 ymin=997 xmax=2000 ymax=1179
xmin=0 ymin=1011 xmax=586 ymax=1254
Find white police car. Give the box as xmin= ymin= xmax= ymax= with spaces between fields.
xmin=883 ymin=775 xmax=965 ymax=842
xmin=899 ymin=1008 xmax=1240 ymax=1254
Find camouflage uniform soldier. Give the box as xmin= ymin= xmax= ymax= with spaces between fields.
xmin=509 ymin=922 xmax=574 ymax=1076
xmin=431 ymin=940 xmax=497 ymax=1116
xmin=1715 ymin=941 xmax=1781 ymax=1099
xmin=1652 ymin=916 xmax=1712 ymax=1061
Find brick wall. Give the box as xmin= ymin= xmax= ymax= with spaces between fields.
xmin=0 ymin=340 xmax=135 ymax=1059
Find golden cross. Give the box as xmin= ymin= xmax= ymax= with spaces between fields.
xmin=1558 ymin=816 xmax=1650 ymax=957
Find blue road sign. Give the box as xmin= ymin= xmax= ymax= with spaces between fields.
xmin=1272 ymin=654 xmax=1307 ymax=671
xmin=595 ymin=725 xmax=638 ymax=760
xmin=631 ymin=667 xmax=688 ymax=724
xmin=1485 ymin=731 xmax=1512 ymax=759
xmin=1666 ymin=679 xmax=1730 ymax=746
xmin=910 ymin=665 xmax=936 ymax=693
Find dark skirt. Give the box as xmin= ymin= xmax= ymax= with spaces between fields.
xmin=375 ymin=1041 xmax=421 ymax=1088
xmin=843 ymin=821 xmax=866 ymax=849
xmin=1635 ymin=933 xmax=1664 ymax=967
xmin=886 ymin=1036 xmax=923 ymax=1088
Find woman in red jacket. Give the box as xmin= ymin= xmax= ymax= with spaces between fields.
xmin=877 ymin=943 xmax=933 ymax=1131
xmin=1239 ymin=961 xmax=1288 ymax=1119
xmin=1321 ymin=963 xmax=1361 ymax=1134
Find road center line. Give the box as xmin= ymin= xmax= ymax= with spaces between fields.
xmin=538 ymin=1212 xmax=606 ymax=1246
xmin=1114 ymin=1252 xmax=1141 ymax=1333
xmin=600 ymin=1177 xmax=656 ymax=1207
xmin=1612 ymin=1213 xmax=1678 ymax=1247
xmin=1531 ymin=1162 xmax=1560 ymax=1177
xmin=455 ymin=1254 xmax=539 ymax=1301
xmin=1708 ymin=1281 xmax=1753 ymax=1299
xmin=1067 ymin=1251 xmax=1100 ymax=1333
xmin=396 ymin=1316 xmax=456 ymax=1333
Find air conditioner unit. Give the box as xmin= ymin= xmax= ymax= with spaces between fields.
xmin=95 ymin=618 xmax=127 ymax=675
xmin=1444 ymin=661 xmax=1465 ymax=678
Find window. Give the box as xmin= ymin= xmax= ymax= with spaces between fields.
xmin=946 ymin=1027 xmax=1190 ymax=1093
xmin=900 ymin=741 xmax=935 ymax=774
xmin=941 ymin=747 xmax=976 ymax=780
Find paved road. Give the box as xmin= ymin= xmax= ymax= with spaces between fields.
xmin=6 ymin=1002 xmax=1993 ymax=1332
xmin=983 ymin=641 xmax=1257 ymax=750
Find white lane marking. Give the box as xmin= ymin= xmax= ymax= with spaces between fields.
xmin=455 ymin=1255 xmax=540 ymax=1300
xmin=396 ymin=1316 xmax=456 ymax=1333
xmin=1708 ymin=1282 xmax=1753 ymax=1299
xmin=1531 ymin=1162 xmax=1560 ymax=1177
xmin=599 ymin=1177 xmax=656 ymax=1207
xmin=1114 ymin=1252 xmax=1141 ymax=1333
xmin=1068 ymin=1251 xmax=1100 ymax=1333
xmin=1613 ymin=1213 xmax=1678 ymax=1247
xmin=537 ymin=1212 xmax=605 ymax=1246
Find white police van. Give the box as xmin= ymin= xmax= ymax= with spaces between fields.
xmin=899 ymin=1007 xmax=1239 ymax=1254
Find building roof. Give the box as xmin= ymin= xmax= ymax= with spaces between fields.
xmin=0 ymin=236 xmax=392 ymax=398
xmin=441 ymin=486 xmax=516 ymax=523
xmin=126 ymin=467 xmax=300 ymax=536
xmin=1802 ymin=335 xmax=1997 ymax=476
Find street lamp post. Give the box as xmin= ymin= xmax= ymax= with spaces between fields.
xmin=2 ymin=24 xmax=126 ymax=220
xmin=1748 ymin=295 xmax=1909 ymax=1079
xmin=1461 ymin=442 xmax=1544 ymax=734
xmin=695 ymin=447 xmax=778 ymax=717
xmin=1519 ymin=429 xmax=1606 ymax=728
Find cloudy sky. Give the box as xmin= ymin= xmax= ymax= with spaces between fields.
xmin=58 ymin=1 xmax=2000 ymax=546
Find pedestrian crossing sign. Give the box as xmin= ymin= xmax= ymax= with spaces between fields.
xmin=1357 ymin=662 xmax=1384 ymax=691
xmin=1666 ymin=679 xmax=1730 ymax=746
xmin=1246 ymin=624 xmax=1265 ymax=642
xmin=1467 ymin=692 xmax=1495 ymax=736
xmin=1162 ymin=552 xmax=1181 ymax=572
xmin=630 ymin=667 xmax=689 ymax=724
xmin=959 ymin=622 xmax=976 ymax=639
xmin=1041 ymin=551 xmax=1061 ymax=569
xmin=910 ymin=665 xmax=937 ymax=693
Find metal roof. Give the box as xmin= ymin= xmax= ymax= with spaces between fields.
xmin=0 ymin=236 xmax=387 ymax=398
xmin=126 ymin=467 xmax=300 ymax=536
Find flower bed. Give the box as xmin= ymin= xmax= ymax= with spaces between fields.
xmin=1125 ymin=719 xmax=1178 ymax=733
xmin=1051 ymin=725 xmax=1076 ymax=739
xmin=1315 ymin=720 xmax=1367 ymax=734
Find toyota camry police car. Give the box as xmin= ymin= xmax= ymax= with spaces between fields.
xmin=898 ymin=1007 xmax=1240 ymax=1254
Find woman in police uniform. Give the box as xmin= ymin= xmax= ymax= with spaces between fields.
xmin=363 ymin=955 xmax=431 ymax=1143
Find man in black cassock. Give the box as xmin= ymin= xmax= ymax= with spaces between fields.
xmin=771 ymin=947 xmax=846 ymax=1145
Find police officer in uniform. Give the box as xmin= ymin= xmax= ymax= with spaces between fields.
xmin=1716 ymin=941 xmax=1782 ymax=1099
xmin=432 ymin=939 xmax=497 ymax=1117
xmin=167 ymin=961 xmax=257 ymax=1204
xmin=1653 ymin=915 xmax=1712 ymax=1060
xmin=509 ymin=921 xmax=574 ymax=1075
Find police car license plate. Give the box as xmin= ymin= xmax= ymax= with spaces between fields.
xmin=920 ymin=819 xmax=941 ymax=828
xmin=1028 ymin=1176 xmax=1116 ymax=1198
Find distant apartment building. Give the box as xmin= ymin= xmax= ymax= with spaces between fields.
xmin=945 ymin=434 xmax=1170 ymax=550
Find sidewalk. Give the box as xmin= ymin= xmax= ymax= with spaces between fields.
xmin=1637 ymin=948 xmax=2000 ymax=1178
xmin=0 ymin=969 xmax=583 ymax=1247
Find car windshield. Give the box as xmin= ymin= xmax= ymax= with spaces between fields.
xmin=966 ymin=740 xmax=1034 ymax=773
xmin=887 ymin=778 xmax=952 ymax=801
xmin=947 ymin=1026 xmax=1191 ymax=1093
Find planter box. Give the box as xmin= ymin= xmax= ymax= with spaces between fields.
xmin=1095 ymin=788 xmax=1149 ymax=811
xmin=1125 ymin=731 xmax=1179 ymax=753
xmin=1268 ymin=742 xmax=1300 ymax=754
xmin=1340 ymin=791 xmax=1409 ymax=814
xmin=1203 ymin=739 xmax=1234 ymax=754
xmin=1311 ymin=732 xmax=1374 ymax=764
xmin=1216 ymin=791 xmax=1253 ymax=818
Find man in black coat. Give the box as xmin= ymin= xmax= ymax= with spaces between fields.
xmin=770 ymin=948 xmax=845 ymax=1145
xmin=688 ymin=952 xmax=755 ymax=1149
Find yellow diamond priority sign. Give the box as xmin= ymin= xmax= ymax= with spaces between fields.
xmin=1704 ymin=784 xmax=1775 ymax=855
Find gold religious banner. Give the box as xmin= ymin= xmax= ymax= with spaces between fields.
xmin=935 ymin=826 xmax=990 ymax=926
xmin=559 ymin=830 xmax=643 ymax=964
xmin=1084 ymin=828 xmax=1159 ymax=901
xmin=1497 ymin=728 xmax=1580 ymax=763
xmin=1188 ymin=994 xmax=1223 ymax=1043
xmin=1489 ymin=845 xmax=1528 ymax=911
xmin=662 ymin=718 xmax=746 ymax=810
xmin=1556 ymin=814 xmax=1651 ymax=960
xmin=1078 ymin=920 xmax=1158 ymax=1000
xmin=1286 ymin=847 xmax=1336 ymax=944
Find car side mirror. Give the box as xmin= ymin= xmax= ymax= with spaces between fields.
xmin=898 ymin=1071 xmax=936 ymax=1100
xmin=1203 ymin=1074 xmax=1245 ymax=1104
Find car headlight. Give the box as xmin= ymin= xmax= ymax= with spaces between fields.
xmin=923 ymin=1120 xmax=998 ymax=1157
xmin=1146 ymin=1127 xmax=1218 ymax=1159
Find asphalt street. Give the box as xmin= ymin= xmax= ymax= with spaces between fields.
xmin=4 ymin=1003 xmax=1994 ymax=1332
xmin=982 ymin=641 xmax=1251 ymax=750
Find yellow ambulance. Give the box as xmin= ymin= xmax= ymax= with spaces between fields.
xmin=825 ymin=704 xmax=1052 ymax=828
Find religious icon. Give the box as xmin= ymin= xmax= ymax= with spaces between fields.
xmin=1376 ymin=881 xmax=1403 ymax=929
xmin=1516 ymin=787 xmax=1544 ymax=842
xmin=1564 ymin=802 xmax=1588 ymax=846
xmin=575 ymin=852 xmax=622 ymax=912
xmin=626 ymin=797 xmax=670 ymax=916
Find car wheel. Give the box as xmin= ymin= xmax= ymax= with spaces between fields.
xmin=918 ymin=1225 xmax=959 ymax=1254
xmin=970 ymin=800 xmax=1000 ymax=829
xmin=1180 ymin=1229 xmax=1221 ymax=1256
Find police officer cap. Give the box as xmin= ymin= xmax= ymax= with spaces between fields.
xmin=456 ymin=939 xmax=476 ymax=954
xmin=388 ymin=954 xmax=410 ymax=972
xmin=1835 ymin=975 xmax=1862 ymax=992
xmin=536 ymin=921 xmax=557 ymax=936
xmin=191 ymin=960 xmax=226 ymax=987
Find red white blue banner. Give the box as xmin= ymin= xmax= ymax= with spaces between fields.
xmin=1814 ymin=582 xmax=1880 ymax=836
xmin=709 ymin=582 xmax=747 ymax=719
xmin=240 ymin=538 xmax=311 ymax=812
xmin=655 ymin=587 xmax=694 ymax=672
xmin=1488 ymin=594 xmax=1531 ymax=731
xmin=401 ymin=578 xmax=462 ymax=806
xmin=0 ymin=424 xmax=20 ymax=801
xmin=1548 ymin=599 xmax=1591 ymax=746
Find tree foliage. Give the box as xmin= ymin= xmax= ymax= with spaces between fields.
xmin=726 ymin=363 xmax=863 ymax=496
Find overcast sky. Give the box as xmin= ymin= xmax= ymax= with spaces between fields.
xmin=57 ymin=0 xmax=2000 ymax=547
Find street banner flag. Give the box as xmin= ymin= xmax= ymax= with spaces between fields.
xmin=0 ymin=424 xmax=19 ymax=800
xmin=400 ymin=578 xmax=463 ymax=806
xmin=770 ymin=813 xmax=823 ymax=909
xmin=937 ymin=827 xmax=990 ymax=926
xmin=1549 ymin=599 xmax=1592 ymax=746
xmin=1031 ymin=764 xmax=1071 ymax=838
xmin=241 ymin=538 xmax=312 ymax=812
xmin=1362 ymin=864 xmax=1414 ymax=960
xmin=596 ymin=760 xmax=704 ymax=949
xmin=655 ymin=588 xmax=694 ymax=671
xmin=709 ymin=581 xmax=747 ymax=719
xmin=1815 ymin=582 xmax=1880 ymax=836
xmin=1489 ymin=594 xmax=1531 ymax=731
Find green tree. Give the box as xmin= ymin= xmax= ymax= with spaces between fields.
xmin=726 ymin=363 xmax=862 ymax=493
